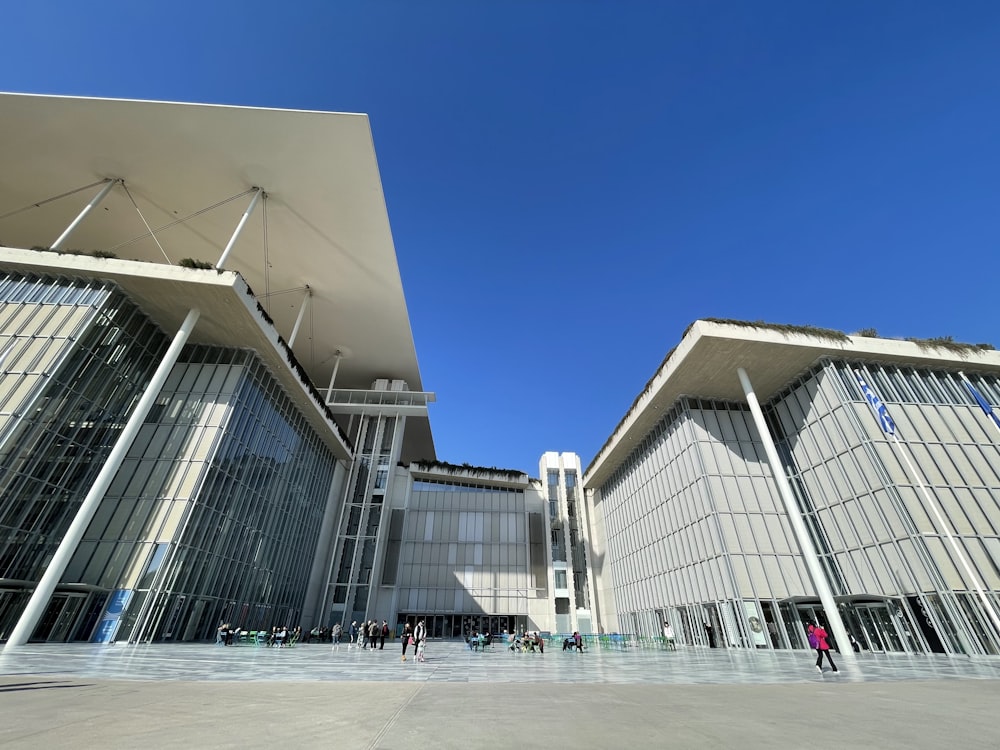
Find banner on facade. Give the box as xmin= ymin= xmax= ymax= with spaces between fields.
xmin=743 ymin=600 xmax=767 ymax=647
xmin=92 ymin=588 xmax=132 ymax=643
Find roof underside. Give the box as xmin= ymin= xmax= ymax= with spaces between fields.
xmin=0 ymin=92 xmax=434 ymax=462
xmin=584 ymin=320 xmax=1000 ymax=489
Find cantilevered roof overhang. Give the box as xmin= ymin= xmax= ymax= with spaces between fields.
xmin=584 ymin=319 xmax=1000 ymax=489
xmin=0 ymin=92 xmax=434 ymax=462
xmin=0 ymin=248 xmax=356 ymax=460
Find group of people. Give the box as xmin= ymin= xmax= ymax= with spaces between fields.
xmin=215 ymin=623 xmax=301 ymax=647
xmin=467 ymin=631 xmax=493 ymax=651
xmin=561 ymin=631 xmax=584 ymax=652
xmin=303 ymin=624 xmax=347 ymax=644
xmin=508 ymin=630 xmax=546 ymax=653
xmin=399 ymin=619 xmax=427 ymax=662
xmin=346 ymin=619 xmax=391 ymax=650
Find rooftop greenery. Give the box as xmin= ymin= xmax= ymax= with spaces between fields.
xmin=411 ymin=459 xmax=525 ymax=481
xmin=585 ymin=317 xmax=997 ymax=477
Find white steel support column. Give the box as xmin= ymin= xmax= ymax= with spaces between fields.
xmin=216 ymin=188 xmax=262 ymax=270
xmin=4 ymin=308 xmax=201 ymax=649
xmin=326 ymin=351 xmax=343 ymax=397
xmin=287 ymin=286 xmax=312 ymax=348
xmin=737 ymin=367 xmax=855 ymax=664
xmin=50 ymin=179 xmax=118 ymax=251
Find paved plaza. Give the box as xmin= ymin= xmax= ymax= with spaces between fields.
xmin=1 ymin=640 xmax=998 ymax=749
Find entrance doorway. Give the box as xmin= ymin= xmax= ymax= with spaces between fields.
xmin=34 ymin=593 xmax=88 ymax=642
xmin=851 ymin=603 xmax=906 ymax=653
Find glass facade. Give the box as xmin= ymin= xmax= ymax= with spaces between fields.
xmin=390 ymin=478 xmax=543 ymax=638
xmin=0 ymin=274 xmax=337 ymax=643
xmin=593 ymin=359 xmax=1000 ymax=655
xmin=0 ymin=274 xmax=168 ymax=641
xmin=104 ymin=347 xmax=336 ymax=643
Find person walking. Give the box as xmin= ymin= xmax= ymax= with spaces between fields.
xmin=331 ymin=622 xmax=343 ymax=650
xmin=663 ymin=621 xmax=676 ymax=650
xmin=349 ymin=621 xmax=358 ymax=649
xmin=812 ymin=622 xmax=839 ymax=674
xmin=368 ymin=620 xmax=379 ymax=650
xmin=400 ymin=622 xmax=413 ymax=662
xmin=380 ymin=620 xmax=389 ymax=650
xmin=414 ymin=618 xmax=427 ymax=662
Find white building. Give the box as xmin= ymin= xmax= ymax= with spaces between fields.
xmin=583 ymin=319 xmax=1000 ymax=655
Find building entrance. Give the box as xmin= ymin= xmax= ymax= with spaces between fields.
xmin=396 ymin=613 xmax=528 ymax=639
xmin=851 ymin=603 xmax=908 ymax=653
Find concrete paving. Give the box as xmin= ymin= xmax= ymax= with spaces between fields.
xmin=1 ymin=640 xmax=998 ymax=749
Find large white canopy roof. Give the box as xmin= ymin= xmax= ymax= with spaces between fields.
xmin=585 ymin=320 xmax=1000 ymax=488
xmin=0 ymin=92 xmax=434 ymax=461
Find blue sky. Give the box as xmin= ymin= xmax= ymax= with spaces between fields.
xmin=7 ymin=2 xmax=1000 ymax=475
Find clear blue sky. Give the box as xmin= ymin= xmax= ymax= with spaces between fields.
xmin=7 ymin=2 xmax=1000 ymax=475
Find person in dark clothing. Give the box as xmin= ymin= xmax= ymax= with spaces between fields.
xmin=380 ymin=620 xmax=389 ymax=650
xmin=401 ymin=622 xmax=413 ymax=662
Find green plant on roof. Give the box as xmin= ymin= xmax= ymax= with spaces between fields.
xmin=179 ymin=258 xmax=214 ymax=270
xmin=906 ymin=335 xmax=995 ymax=354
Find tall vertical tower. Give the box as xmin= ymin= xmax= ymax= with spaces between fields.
xmin=321 ymin=379 xmax=434 ymax=628
xmin=540 ymin=451 xmax=594 ymax=633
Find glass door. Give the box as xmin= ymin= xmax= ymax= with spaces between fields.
xmin=855 ymin=604 xmax=907 ymax=652
xmin=49 ymin=594 xmax=87 ymax=642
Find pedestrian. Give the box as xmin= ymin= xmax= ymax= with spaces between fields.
xmin=380 ymin=620 xmax=389 ymax=650
xmin=663 ymin=621 xmax=676 ymax=650
xmin=848 ymin=632 xmax=861 ymax=653
xmin=573 ymin=631 xmax=583 ymax=652
xmin=704 ymin=622 xmax=717 ymax=648
xmin=812 ymin=622 xmax=839 ymax=674
xmin=414 ymin=618 xmax=427 ymax=662
xmin=349 ymin=620 xmax=358 ymax=648
xmin=331 ymin=622 xmax=343 ymax=649
xmin=401 ymin=622 xmax=413 ymax=662
xmin=368 ymin=620 xmax=379 ymax=650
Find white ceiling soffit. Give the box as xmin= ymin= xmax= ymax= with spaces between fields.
xmin=0 ymin=92 xmax=435 ymax=462
xmin=584 ymin=320 xmax=1000 ymax=489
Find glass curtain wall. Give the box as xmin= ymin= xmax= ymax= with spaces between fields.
xmin=89 ymin=346 xmax=337 ymax=643
xmin=769 ymin=360 xmax=1000 ymax=655
xmin=394 ymin=479 xmax=539 ymax=637
xmin=0 ymin=273 xmax=167 ymax=641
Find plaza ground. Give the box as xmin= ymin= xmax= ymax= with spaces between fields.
xmin=1 ymin=640 xmax=998 ymax=749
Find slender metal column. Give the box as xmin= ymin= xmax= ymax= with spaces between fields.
xmin=326 ymin=350 xmax=343 ymax=398
xmin=737 ymin=367 xmax=855 ymax=664
xmin=215 ymin=188 xmax=262 ymax=270
xmin=5 ymin=308 xmax=201 ymax=649
xmin=50 ymin=179 xmax=118 ymax=251
xmin=287 ymin=286 xmax=312 ymax=347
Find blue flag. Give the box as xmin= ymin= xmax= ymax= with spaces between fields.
xmin=964 ymin=380 xmax=1000 ymax=430
xmin=855 ymin=372 xmax=896 ymax=435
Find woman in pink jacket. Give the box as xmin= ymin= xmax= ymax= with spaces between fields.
xmin=809 ymin=622 xmax=839 ymax=674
